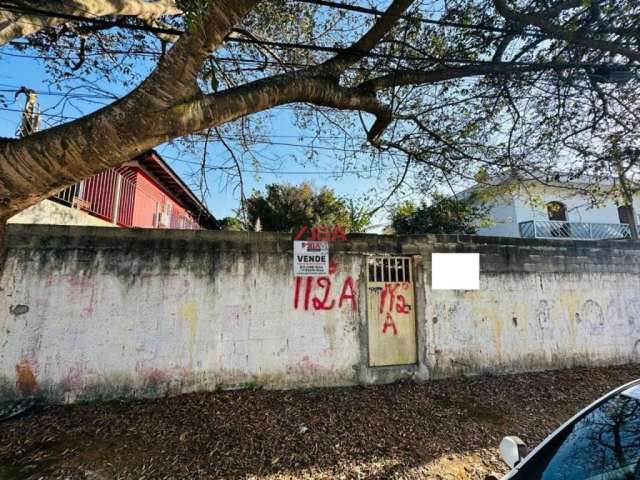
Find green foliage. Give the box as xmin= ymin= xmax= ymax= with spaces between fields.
xmin=346 ymin=200 xmax=372 ymax=233
xmin=390 ymin=194 xmax=490 ymax=235
xmin=244 ymin=379 xmax=263 ymax=391
xmin=218 ymin=216 xmax=245 ymax=231
xmin=245 ymin=182 xmax=370 ymax=233
xmin=178 ymin=0 xmax=215 ymax=31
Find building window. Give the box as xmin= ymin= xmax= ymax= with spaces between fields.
xmin=618 ymin=205 xmax=633 ymax=225
xmin=547 ymin=201 xmax=567 ymax=221
xmin=153 ymin=202 xmax=160 ymax=227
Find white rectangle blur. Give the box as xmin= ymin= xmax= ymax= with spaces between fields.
xmin=431 ymin=253 xmax=479 ymax=290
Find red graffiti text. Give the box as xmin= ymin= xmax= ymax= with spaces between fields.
xmin=293 ymin=261 xmax=357 ymax=311
xmin=379 ymin=283 xmax=411 ymax=335
xmin=294 ymin=225 xmax=348 ymax=242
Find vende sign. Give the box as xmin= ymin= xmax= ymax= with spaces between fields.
xmin=293 ymin=241 xmax=329 ymax=276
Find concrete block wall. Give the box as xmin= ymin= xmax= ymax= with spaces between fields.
xmin=412 ymin=236 xmax=640 ymax=378
xmin=2 ymin=225 xmax=640 ymax=402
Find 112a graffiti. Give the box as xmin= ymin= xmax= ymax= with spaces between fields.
xmin=379 ymin=282 xmax=412 ymax=336
xmin=293 ymin=260 xmax=357 ymax=311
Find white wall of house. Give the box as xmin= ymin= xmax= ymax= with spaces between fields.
xmin=475 ymin=195 xmax=519 ymax=237
xmin=8 ymin=199 xmax=114 ymax=227
xmin=476 ymin=183 xmax=640 ymax=238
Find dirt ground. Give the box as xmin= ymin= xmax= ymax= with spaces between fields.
xmin=1 ymin=365 xmax=640 ymax=480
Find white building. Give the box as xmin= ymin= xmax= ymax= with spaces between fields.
xmin=469 ymin=178 xmax=640 ymax=240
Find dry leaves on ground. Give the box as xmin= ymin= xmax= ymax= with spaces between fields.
xmin=1 ymin=364 xmax=639 ymax=479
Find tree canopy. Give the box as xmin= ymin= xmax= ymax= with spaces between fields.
xmin=0 ymin=0 xmax=639 ymax=228
xmin=390 ymin=194 xmax=490 ymax=234
xmin=244 ymin=182 xmax=370 ymax=232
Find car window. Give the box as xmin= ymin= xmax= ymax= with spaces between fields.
xmin=513 ymin=394 xmax=640 ymax=479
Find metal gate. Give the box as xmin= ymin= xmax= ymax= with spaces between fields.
xmin=366 ymin=256 xmax=417 ymax=367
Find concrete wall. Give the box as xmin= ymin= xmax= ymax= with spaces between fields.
xmin=2 ymin=225 xmax=640 ymax=403
xmin=8 ymin=200 xmax=115 ymax=227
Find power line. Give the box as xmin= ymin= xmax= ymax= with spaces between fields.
xmin=187 ymin=138 xmax=373 ymax=153
xmin=1 ymin=45 xmax=398 ymax=74
xmin=161 ymin=153 xmax=403 ymax=175
xmin=297 ymin=0 xmax=528 ymax=35
xmin=3 ymin=39 xmax=418 ymax=64
xmin=0 ymin=106 xmax=73 ymax=119
xmin=0 ymin=87 xmax=112 ymax=99
xmin=6 ymin=40 xmax=613 ymax=71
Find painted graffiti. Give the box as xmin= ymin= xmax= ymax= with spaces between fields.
xmin=294 ymin=225 xmax=347 ymax=242
xmin=382 ymin=313 xmax=398 ymax=336
xmin=293 ymin=260 xmax=357 ymax=311
xmin=378 ymin=282 xmax=412 ymax=336
xmin=379 ymin=282 xmax=411 ymax=314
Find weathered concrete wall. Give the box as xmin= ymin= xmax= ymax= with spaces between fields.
xmin=417 ymin=237 xmax=640 ymax=379
xmin=2 ymin=225 xmax=640 ymax=403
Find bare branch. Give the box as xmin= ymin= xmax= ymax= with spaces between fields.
xmin=492 ymin=0 xmax=640 ymax=62
xmin=360 ymin=62 xmax=580 ymax=90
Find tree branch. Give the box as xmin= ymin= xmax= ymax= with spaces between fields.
xmin=360 ymin=62 xmax=580 ymax=90
xmin=0 ymin=0 xmax=180 ymax=46
xmin=140 ymin=0 xmax=262 ymax=103
xmin=492 ymin=33 xmax=517 ymax=62
xmin=166 ymin=73 xmax=393 ymax=142
xmin=492 ymin=0 xmax=640 ymax=62
xmin=320 ymin=0 xmax=414 ymax=76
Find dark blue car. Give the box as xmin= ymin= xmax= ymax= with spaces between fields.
xmin=500 ymin=379 xmax=640 ymax=479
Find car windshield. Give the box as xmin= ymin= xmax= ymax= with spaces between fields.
xmin=513 ymin=391 xmax=640 ymax=479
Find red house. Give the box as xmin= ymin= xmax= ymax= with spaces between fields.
xmin=50 ymin=151 xmax=218 ymax=230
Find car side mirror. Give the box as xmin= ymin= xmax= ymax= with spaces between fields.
xmin=500 ymin=436 xmax=527 ymax=468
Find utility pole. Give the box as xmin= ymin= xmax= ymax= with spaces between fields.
xmin=15 ymin=86 xmax=40 ymax=137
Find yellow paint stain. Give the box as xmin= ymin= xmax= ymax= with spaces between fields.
xmin=468 ymin=293 xmax=531 ymax=358
xmin=462 ymin=290 xmax=483 ymax=301
xmin=558 ymin=290 xmax=581 ymax=341
xmin=492 ymin=315 xmax=503 ymax=356
xmin=180 ymin=300 xmax=199 ymax=360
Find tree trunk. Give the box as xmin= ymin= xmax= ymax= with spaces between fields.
xmin=0 ymin=100 xmax=166 ymax=219
xmin=614 ymin=162 xmax=639 ymax=240
xmin=0 ymin=69 xmax=392 ymax=220
xmin=628 ymin=204 xmax=639 ymax=239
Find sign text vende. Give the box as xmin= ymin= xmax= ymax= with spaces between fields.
xmin=293 ymin=241 xmax=329 ymax=276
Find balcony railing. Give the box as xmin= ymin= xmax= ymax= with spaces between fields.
xmin=53 ymin=169 xmax=134 ymax=225
xmin=51 ymin=170 xmax=201 ymax=230
xmin=519 ymin=220 xmax=631 ymax=240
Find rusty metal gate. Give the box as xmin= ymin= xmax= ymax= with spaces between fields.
xmin=366 ymin=256 xmax=417 ymax=367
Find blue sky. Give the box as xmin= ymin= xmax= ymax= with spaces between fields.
xmin=0 ymin=44 xmax=412 ymax=226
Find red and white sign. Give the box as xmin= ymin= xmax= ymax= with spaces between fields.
xmin=293 ymin=241 xmax=329 ymax=276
